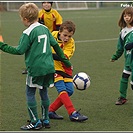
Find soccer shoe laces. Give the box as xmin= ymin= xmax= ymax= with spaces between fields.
xmin=75 ymin=108 xmax=82 ymax=115
xmin=77 ymin=108 xmax=81 ymax=113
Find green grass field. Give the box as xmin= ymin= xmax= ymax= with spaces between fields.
xmin=1 ymin=7 xmax=133 ymax=131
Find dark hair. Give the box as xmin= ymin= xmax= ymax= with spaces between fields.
xmin=42 ymin=1 xmax=53 ymax=6
xmin=118 ymin=7 xmax=133 ymax=28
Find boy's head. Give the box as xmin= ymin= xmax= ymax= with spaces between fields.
xmin=19 ymin=3 xmax=39 ymax=26
xmin=59 ymin=20 xmax=76 ymax=44
xmin=42 ymin=1 xmax=53 ymax=11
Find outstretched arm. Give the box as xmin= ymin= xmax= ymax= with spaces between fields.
xmin=0 ymin=42 xmax=20 ymax=55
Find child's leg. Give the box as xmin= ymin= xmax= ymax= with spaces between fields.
xmin=39 ymin=87 xmax=51 ymax=128
xmin=49 ymin=97 xmax=63 ymax=112
xmin=26 ymin=85 xmax=39 ymax=123
xmin=49 ymin=80 xmax=75 ymax=115
xmin=49 ymin=81 xmax=88 ymax=122
xmin=65 ymin=82 xmax=74 ymax=96
xmin=39 ymin=87 xmax=50 ymax=120
xmin=58 ymin=91 xmax=76 ymax=115
xmin=115 ymin=68 xmax=131 ymax=105
xmin=49 ymin=82 xmax=74 ymax=112
xmin=119 ymin=69 xmax=131 ymax=98
xmin=119 ymin=77 xmax=128 ymax=98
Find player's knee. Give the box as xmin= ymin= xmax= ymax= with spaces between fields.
xmin=26 ymin=95 xmax=36 ymax=102
xmin=122 ymin=72 xmax=130 ymax=79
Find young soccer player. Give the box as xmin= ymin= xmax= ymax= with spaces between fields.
xmin=38 ymin=1 xmax=62 ymax=32
xmin=22 ymin=1 xmax=63 ymax=74
xmin=0 ymin=3 xmax=71 ymax=130
xmin=48 ymin=20 xmax=88 ymax=122
xmin=125 ymin=34 xmax=133 ymax=90
xmin=110 ymin=7 xmax=133 ymax=105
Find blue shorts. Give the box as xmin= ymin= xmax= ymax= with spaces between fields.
xmin=54 ymin=80 xmax=74 ymax=96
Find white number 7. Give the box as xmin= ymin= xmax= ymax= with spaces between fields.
xmin=38 ymin=34 xmax=47 ymax=53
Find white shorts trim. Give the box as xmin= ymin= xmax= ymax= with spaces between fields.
xmin=130 ymin=81 xmax=133 ymax=85
xmin=123 ymin=69 xmax=131 ymax=75
xmin=26 ymin=75 xmax=43 ymax=89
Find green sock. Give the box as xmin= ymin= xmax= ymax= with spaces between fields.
xmin=41 ymin=99 xmax=50 ymax=120
xmin=119 ymin=78 xmax=128 ymax=98
xmin=27 ymin=101 xmax=39 ymax=123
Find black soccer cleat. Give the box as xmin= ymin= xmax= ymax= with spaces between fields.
xmin=69 ymin=109 xmax=88 ymax=122
xmin=20 ymin=119 xmax=42 ymax=130
xmin=49 ymin=112 xmax=63 ymax=120
xmin=41 ymin=119 xmax=51 ymax=128
xmin=115 ymin=97 xmax=127 ymax=105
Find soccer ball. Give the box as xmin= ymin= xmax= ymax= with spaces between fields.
xmin=73 ymin=72 xmax=91 ymax=90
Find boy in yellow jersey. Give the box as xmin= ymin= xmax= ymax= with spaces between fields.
xmin=38 ymin=1 xmax=62 ymax=32
xmin=49 ymin=20 xmax=88 ymax=122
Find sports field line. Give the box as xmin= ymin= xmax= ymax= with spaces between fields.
xmin=0 ymin=37 xmax=118 ymax=55
xmin=75 ymin=38 xmax=118 ymax=43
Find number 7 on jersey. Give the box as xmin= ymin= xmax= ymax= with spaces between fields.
xmin=38 ymin=34 xmax=47 ymax=53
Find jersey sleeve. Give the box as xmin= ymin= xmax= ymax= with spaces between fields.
xmin=0 ymin=42 xmax=20 ymax=54
xmin=54 ymin=10 xmax=63 ymax=25
xmin=16 ymin=33 xmax=31 ymax=54
xmin=111 ymin=35 xmax=124 ymax=60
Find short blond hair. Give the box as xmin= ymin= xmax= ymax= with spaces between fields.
xmin=19 ymin=3 xmax=39 ymax=22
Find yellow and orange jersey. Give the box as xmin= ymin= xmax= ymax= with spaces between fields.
xmin=51 ymin=31 xmax=75 ymax=82
xmin=38 ymin=9 xmax=62 ymax=32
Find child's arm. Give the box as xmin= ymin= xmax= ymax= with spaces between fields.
xmin=110 ymin=49 xmax=124 ymax=61
xmin=110 ymin=36 xmax=124 ymax=62
xmin=52 ymin=53 xmax=61 ymax=61
xmin=0 ymin=41 xmax=20 ymax=55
